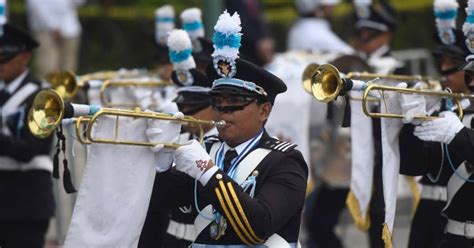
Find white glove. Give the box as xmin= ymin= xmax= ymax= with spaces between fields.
xmin=397 ymin=82 xmax=426 ymax=125
xmin=413 ymin=111 xmax=464 ymax=144
xmin=174 ymin=140 xmax=214 ymax=179
xmin=145 ymin=111 xmax=183 ymax=172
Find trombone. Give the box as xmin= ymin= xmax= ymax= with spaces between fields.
xmin=45 ymin=70 xmax=160 ymax=100
xmin=302 ymin=63 xmax=442 ymax=99
xmin=99 ymin=79 xmax=173 ymax=108
xmin=28 ymin=89 xmax=225 ymax=148
xmin=307 ymin=64 xmax=470 ymax=120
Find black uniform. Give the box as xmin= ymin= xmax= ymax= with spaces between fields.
xmin=152 ymin=131 xmax=308 ymax=246
xmin=399 ymin=114 xmax=474 ymax=247
xmin=0 ymin=72 xmax=55 ymax=247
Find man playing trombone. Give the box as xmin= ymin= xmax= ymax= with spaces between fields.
xmin=398 ymin=3 xmax=474 ymax=245
xmin=145 ymin=11 xmax=308 ymax=247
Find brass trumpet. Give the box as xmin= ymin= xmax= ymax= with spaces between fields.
xmin=307 ymin=64 xmax=470 ymax=120
xmin=28 ymin=89 xmax=225 ymax=148
xmin=99 ymin=79 xmax=172 ymax=108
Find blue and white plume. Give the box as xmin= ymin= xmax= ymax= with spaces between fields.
xmin=464 ymin=0 xmax=474 ymax=54
xmin=180 ymin=8 xmax=204 ymax=41
xmin=155 ymin=5 xmax=175 ymax=45
xmin=212 ymin=10 xmax=242 ymax=78
xmin=354 ymin=0 xmax=372 ymax=19
xmin=434 ymin=0 xmax=458 ymax=45
xmin=167 ymin=29 xmax=196 ymax=70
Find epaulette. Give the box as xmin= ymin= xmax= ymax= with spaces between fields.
xmin=261 ymin=138 xmax=297 ymax=153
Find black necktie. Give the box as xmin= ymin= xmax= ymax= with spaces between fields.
xmin=223 ymin=149 xmax=238 ymax=173
xmin=0 ymin=89 xmax=10 ymax=106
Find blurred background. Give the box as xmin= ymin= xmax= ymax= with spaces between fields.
xmin=9 ymin=0 xmax=446 ymax=74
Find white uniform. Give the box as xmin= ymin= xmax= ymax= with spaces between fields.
xmin=287 ymin=18 xmax=354 ymax=54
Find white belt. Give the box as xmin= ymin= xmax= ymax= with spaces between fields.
xmin=446 ymin=219 xmax=474 ymax=239
xmin=421 ymin=185 xmax=447 ymax=201
xmin=166 ymin=220 xmax=196 ymax=242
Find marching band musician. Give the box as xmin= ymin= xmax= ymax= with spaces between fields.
xmin=0 ymin=24 xmax=55 ymax=248
xmin=405 ymin=0 xmax=470 ymax=246
xmin=145 ymin=11 xmax=308 ymax=247
xmin=399 ymin=2 xmax=474 ymax=246
xmin=162 ymin=29 xmax=218 ymax=248
xmin=399 ymin=55 xmax=474 ymax=248
xmin=138 ymin=5 xmax=177 ymax=248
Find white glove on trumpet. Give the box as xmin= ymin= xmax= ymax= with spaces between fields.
xmin=145 ymin=111 xmax=183 ymax=172
xmin=413 ymin=111 xmax=464 ymax=144
xmin=397 ymin=82 xmax=427 ymax=125
xmin=174 ymin=140 xmax=214 ymax=180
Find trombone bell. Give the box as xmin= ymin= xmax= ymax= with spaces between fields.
xmin=310 ymin=64 xmax=343 ymax=102
xmin=45 ymin=71 xmax=78 ymax=100
xmin=28 ymin=89 xmax=65 ymax=138
xmin=302 ymin=63 xmax=319 ymax=94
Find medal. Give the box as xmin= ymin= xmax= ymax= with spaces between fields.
xmin=210 ymin=220 xmax=222 ymax=240
xmin=210 ymin=216 xmax=228 ymax=240
xmin=219 ymin=215 xmax=227 ymax=237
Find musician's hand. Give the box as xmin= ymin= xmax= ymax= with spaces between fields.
xmin=397 ymin=82 xmax=426 ymax=125
xmin=414 ymin=111 xmax=464 ymax=144
xmin=174 ymin=140 xmax=214 ymax=179
xmin=146 ymin=111 xmax=183 ymax=172
xmin=135 ymin=88 xmax=153 ymax=110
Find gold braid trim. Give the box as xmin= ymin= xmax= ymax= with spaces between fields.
xmin=345 ymin=190 xmax=371 ymax=231
xmin=382 ymin=223 xmax=393 ymax=248
xmin=215 ymin=187 xmax=252 ymax=245
xmin=218 ymin=180 xmax=260 ymax=244
xmin=226 ymin=181 xmax=264 ymax=243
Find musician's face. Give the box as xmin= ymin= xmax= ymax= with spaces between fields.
xmin=212 ymin=94 xmax=271 ymax=147
xmin=0 ymin=52 xmax=31 ymax=83
xmin=438 ymin=57 xmax=467 ymax=94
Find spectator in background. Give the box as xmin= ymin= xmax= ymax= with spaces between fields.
xmin=26 ymin=0 xmax=84 ymax=77
xmin=287 ymin=0 xmax=353 ymax=54
xmin=225 ymin=0 xmax=274 ymax=66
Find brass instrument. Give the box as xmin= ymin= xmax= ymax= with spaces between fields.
xmin=302 ymin=64 xmax=442 ymax=100
xmin=45 ymin=70 xmax=158 ymax=100
xmin=307 ymin=64 xmax=470 ymax=120
xmin=99 ymin=79 xmax=172 ymax=108
xmin=28 ymin=89 xmax=225 ymax=148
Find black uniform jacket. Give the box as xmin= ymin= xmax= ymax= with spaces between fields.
xmin=0 ymin=72 xmax=55 ymax=220
xmin=399 ymin=119 xmax=474 ymax=222
xmin=152 ymin=131 xmax=308 ymax=245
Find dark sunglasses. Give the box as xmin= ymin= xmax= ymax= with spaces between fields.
xmin=211 ymin=95 xmax=257 ymax=113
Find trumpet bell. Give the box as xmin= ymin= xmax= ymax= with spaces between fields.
xmin=45 ymin=71 xmax=78 ymax=100
xmin=302 ymin=63 xmax=319 ymax=94
xmin=311 ymin=64 xmax=342 ymax=103
xmin=27 ymin=89 xmax=65 ymax=138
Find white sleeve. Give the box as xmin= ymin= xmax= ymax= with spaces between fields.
xmin=26 ymin=0 xmax=60 ymax=30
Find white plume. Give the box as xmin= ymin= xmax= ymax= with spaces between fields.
xmin=155 ymin=5 xmax=174 ymax=18
xmin=167 ymin=29 xmax=192 ymax=52
xmin=181 ymin=8 xmax=201 ymax=23
xmin=214 ymin=10 xmax=242 ymax=34
xmin=167 ymin=29 xmax=195 ymax=70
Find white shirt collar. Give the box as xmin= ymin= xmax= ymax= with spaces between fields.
xmin=369 ymin=45 xmax=390 ymax=59
xmin=0 ymin=70 xmax=29 ymax=94
xmin=204 ymin=127 xmax=218 ymax=137
xmin=223 ymin=131 xmax=264 ymax=156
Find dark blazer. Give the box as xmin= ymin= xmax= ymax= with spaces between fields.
xmin=153 ymin=131 xmax=308 ymax=245
xmin=0 ymin=71 xmax=55 ymax=220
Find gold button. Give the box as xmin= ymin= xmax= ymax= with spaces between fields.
xmin=216 ymin=174 xmax=223 ymax=180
